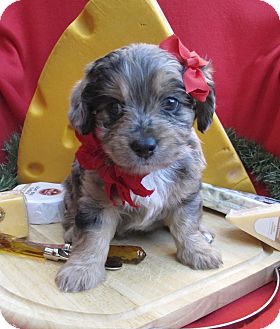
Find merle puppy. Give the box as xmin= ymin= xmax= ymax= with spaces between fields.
xmin=55 ymin=40 xmax=222 ymax=292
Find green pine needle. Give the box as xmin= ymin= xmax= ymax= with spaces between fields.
xmin=226 ymin=128 xmax=280 ymax=200
xmin=0 ymin=132 xmax=20 ymax=192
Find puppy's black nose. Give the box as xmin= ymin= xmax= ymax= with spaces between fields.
xmin=130 ymin=137 xmax=157 ymax=159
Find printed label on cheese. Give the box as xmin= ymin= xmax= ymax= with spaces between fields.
xmin=254 ymin=217 xmax=280 ymax=242
xmin=39 ymin=188 xmax=62 ymax=196
xmin=17 ymin=184 xmax=63 ymax=198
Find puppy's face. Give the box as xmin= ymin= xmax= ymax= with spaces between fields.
xmin=70 ymin=44 xmax=215 ymax=175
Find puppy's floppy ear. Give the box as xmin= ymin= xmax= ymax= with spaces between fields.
xmin=68 ymin=78 xmax=95 ymax=135
xmin=68 ymin=61 xmax=100 ymax=135
xmin=194 ymin=64 xmax=216 ymax=133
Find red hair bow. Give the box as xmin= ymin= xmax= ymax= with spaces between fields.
xmin=75 ymin=131 xmax=154 ymax=208
xmin=160 ymin=35 xmax=210 ymax=102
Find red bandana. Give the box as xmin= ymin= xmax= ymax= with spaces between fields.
xmin=75 ymin=131 xmax=154 ymax=208
xmin=159 ymin=34 xmax=210 ymax=102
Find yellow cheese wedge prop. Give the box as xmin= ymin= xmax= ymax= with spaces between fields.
xmin=0 ymin=191 xmax=29 ymax=238
xmin=196 ymin=117 xmax=255 ymax=193
xmin=17 ymin=0 xmax=255 ymax=194
xmin=226 ymin=205 xmax=280 ymax=251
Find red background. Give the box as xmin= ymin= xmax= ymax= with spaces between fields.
xmin=0 ymin=0 xmax=279 ymax=327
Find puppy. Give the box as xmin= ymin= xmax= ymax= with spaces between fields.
xmin=55 ymin=42 xmax=222 ymax=292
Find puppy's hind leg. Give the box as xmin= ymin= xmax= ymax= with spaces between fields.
xmin=55 ymin=198 xmax=118 ymax=292
xmin=62 ymin=168 xmax=82 ymax=243
xmin=62 ymin=194 xmax=76 ymax=244
xmin=169 ymin=194 xmax=223 ymax=270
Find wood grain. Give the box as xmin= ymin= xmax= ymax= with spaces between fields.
xmin=0 ymin=210 xmax=279 ymax=329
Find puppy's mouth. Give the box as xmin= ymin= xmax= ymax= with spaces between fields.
xmin=133 ymin=158 xmax=172 ymax=174
xmin=114 ymin=151 xmax=174 ymax=176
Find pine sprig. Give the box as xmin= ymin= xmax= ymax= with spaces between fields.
xmin=226 ymin=128 xmax=280 ymax=199
xmin=0 ymin=132 xmax=20 ymax=192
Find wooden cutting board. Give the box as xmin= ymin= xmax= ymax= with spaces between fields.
xmin=0 ymin=209 xmax=279 ymax=329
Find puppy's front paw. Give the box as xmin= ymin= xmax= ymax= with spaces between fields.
xmin=55 ymin=262 xmax=106 ymax=292
xmin=178 ymin=246 xmax=222 ymax=270
xmin=177 ymin=234 xmax=223 ymax=270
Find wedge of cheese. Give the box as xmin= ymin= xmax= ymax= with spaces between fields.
xmin=0 ymin=191 xmax=29 ymax=238
xmin=196 ymin=117 xmax=255 ymax=193
xmin=17 ymin=0 xmax=255 ymax=194
xmin=226 ymin=205 xmax=280 ymax=251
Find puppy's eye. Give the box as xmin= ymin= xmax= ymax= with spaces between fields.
xmin=111 ymin=102 xmax=123 ymax=115
xmin=106 ymin=101 xmax=124 ymax=125
xmin=162 ymin=97 xmax=179 ymax=111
